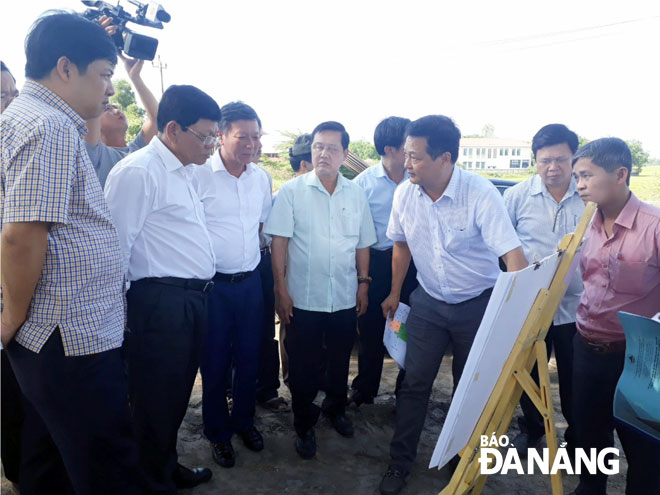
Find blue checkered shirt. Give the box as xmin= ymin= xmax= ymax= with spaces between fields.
xmin=1 ymin=81 xmax=125 ymax=356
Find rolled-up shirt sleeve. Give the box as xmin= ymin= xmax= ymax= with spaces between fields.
xmin=263 ymin=182 xmax=294 ymax=238
xmin=3 ymin=123 xmax=76 ymax=226
xmin=356 ymin=192 xmax=377 ymax=249
xmin=476 ymin=186 xmax=522 ymax=257
xmin=386 ymin=187 xmax=407 ymax=242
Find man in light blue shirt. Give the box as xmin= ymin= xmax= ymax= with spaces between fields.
xmin=503 ymin=123 xmax=584 ymax=457
xmin=349 ymin=117 xmax=418 ymax=407
xmin=265 ymin=121 xmax=377 ymax=460
xmin=379 ymin=115 xmax=528 ymax=495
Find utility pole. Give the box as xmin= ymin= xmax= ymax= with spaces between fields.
xmin=152 ymin=54 xmax=167 ymax=96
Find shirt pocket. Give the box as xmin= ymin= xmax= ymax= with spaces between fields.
xmin=609 ymin=255 xmax=650 ymax=295
xmin=443 ymin=213 xmax=472 ymax=251
xmin=341 ymin=210 xmax=360 ymax=237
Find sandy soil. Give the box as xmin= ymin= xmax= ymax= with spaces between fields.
xmin=2 ymin=342 xmax=628 ymax=495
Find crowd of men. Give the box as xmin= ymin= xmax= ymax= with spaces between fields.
xmin=1 ymin=11 xmax=659 ymax=495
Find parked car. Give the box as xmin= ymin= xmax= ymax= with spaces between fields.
xmin=489 ymin=178 xmax=517 ymax=195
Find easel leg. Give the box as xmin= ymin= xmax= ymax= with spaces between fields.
xmin=535 ymin=340 xmax=563 ymax=495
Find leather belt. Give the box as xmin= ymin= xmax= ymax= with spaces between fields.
xmin=578 ymin=334 xmax=626 ymax=354
xmin=213 ymin=270 xmax=256 ymax=284
xmin=140 ymin=277 xmax=214 ymax=293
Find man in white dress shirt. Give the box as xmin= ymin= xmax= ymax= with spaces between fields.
xmin=105 ymin=85 xmax=220 ymax=493
xmin=378 ymin=115 xmax=528 ymax=495
xmin=503 ymin=124 xmax=584 ymax=457
xmin=195 ymin=102 xmax=272 ymax=468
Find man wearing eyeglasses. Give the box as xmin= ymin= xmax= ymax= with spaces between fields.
xmin=194 ymin=101 xmax=273 ymax=469
xmin=105 ymin=84 xmax=220 ymax=492
xmin=502 ymin=123 xmax=584 ymax=458
xmin=265 ymin=121 xmax=377 ymax=459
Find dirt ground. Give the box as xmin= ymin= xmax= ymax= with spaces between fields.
xmin=2 ymin=336 xmax=628 ymax=495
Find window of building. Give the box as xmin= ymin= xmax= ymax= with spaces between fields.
xmin=463 ymin=148 xmax=467 ymax=156
xmin=469 ymin=148 xmax=473 ymax=156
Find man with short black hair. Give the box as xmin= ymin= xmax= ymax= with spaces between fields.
xmin=105 ymin=84 xmax=221 ymax=492
xmin=349 ymin=116 xmax=418 ymax=407
xmin=289 ymin=133 xmax=314 ymax=176
xmin=570 ymin=137 xmax=660 ymax=495
xmin=379 ymin=115 xmax=527 ymax=495
xmin=196 ymin=101 xmax=272 ymax=468
xmin=503 ymin=123 xmax=584 ymax=456
xmin=1 ymin=12 xmax=141 ymax=494
xmin=0 ymin=61 xmax=19 ymax=113
xmin=266 ymin=121 xmax=377 ymax=459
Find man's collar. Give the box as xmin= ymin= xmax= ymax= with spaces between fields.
xmin=22 ymin=80 xmax=87 ymax=136
xmin=415 ymin=165 xmax=459 ymax=201
xmin=614 ymin=192 xmax=640 ymax=230
xmin=375 ymin=161 xmax=409 ymax=183
xmin=210 ymin=151 xmax=253 ymax=176
xmin=305 ymin=170 xmax=345 ymax=194
xmin=529 ymin=174 xmax=579 ymax=202
xmin=151 ymin=137 xmax=184 ymax=172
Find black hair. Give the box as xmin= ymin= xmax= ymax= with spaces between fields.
xmin=531 ymin=124 xmax=579 ymax=158
xmin=572 ymin=137 xmax=632 ymax=185
xmin=374 ymin=116 xmax=411 ymax=156
xmin=405 ymin=115 xmax=461 ymax=162
xmin=290 ymin=153 xmax=312 ymax=172
xmin=156 ymin=85 xmax=222 ymax=132
xmin=219 ymin=101 xmax=261 ymax=133
xmin=311 ymin=121 xmax=350 ymax=150
xmin=25 ymin=12 xmax=117 ymax=79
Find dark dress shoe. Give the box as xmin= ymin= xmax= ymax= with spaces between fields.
xmin=173 ymin=463 xmax=212 ymax=489
xmin=238 ymin=425 xmax=264 ymax=452
xmin=329 ymin=414 xmax=354 ymax=438
xmin=380 ymin=466 xmax=408 ymax=495
xmin=511 ymin=431 xmax=544 ymax=459
xmin=211 ymin=439 xmax=236 ymax=468
xmin=347 ymin=389 xmax=374 ymax=407
xmin=295 ymin=429 xmax=316 ymax=459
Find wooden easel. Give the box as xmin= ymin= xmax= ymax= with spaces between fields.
xmin=440 ymin=202 xmax=597 ymax=495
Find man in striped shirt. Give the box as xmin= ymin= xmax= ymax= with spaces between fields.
xmin=1 ymin=13 xmax=141 ymax=494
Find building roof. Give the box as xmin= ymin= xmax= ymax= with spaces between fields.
xmin=460 ymin=137 xmax=531 ymax=147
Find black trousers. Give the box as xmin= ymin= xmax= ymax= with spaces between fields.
xmin=6 ymin=330 xmax=141 ymax=495
xmin=256 ymin=249 xmax=281 ymax=403
xmin=352 ymin=248 xmax=418 ymax=399
xmin=285 ymin=307 xmax=357 ymax=436
xmin=390 ymin=286 xmax=492 ymax=472
xmin=572 ymin=334 xmax=660 ymax=495
xmin=518 ymin=322 xmax=576 ymax=443
xmin=1 ymin=350 xmax=23 ymax=484
xmin=126 ymin=278 xmax=209 ymax=494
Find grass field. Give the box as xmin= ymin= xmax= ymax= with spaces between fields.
xmin=473 ymin=166 xmax=660 ymax=203
xmin=260 ymin=161 xmax=660 ymax=203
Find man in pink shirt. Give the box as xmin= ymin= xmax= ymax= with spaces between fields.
xmin=571 ymin=137 xmax=660 ymax=495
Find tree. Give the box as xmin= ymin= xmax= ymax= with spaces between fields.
xmin=627 ymin=139 xmax=649 ymax=175
xmin=349 ymin=140 xmax=379 ymax=161
xmin=109 ymin=79 xmax=145 ymax=142
xmin=482 ymin=123 xmax=495 ymax=138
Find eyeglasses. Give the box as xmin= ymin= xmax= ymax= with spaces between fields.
xmin=186 ymin=127 xmax=219 ymax=147
xmin=538 ymin=156 xmax=571 ymax=167
xmin=312 ymin=143 xmax=343 ymax=155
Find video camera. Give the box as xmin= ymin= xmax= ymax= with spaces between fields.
xmin=81 ymin=0 xmax=170 ymax=61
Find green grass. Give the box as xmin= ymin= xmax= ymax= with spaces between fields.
xmin=260 ymin=159 xmax=660 ymax=203
xmin=474 ymin=166 xmax=660 ymax=203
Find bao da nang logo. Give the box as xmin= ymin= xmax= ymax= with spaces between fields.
xmin=478 ymin=434 xmax=620 ymax=475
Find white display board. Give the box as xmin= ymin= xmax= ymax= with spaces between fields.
xmin=430 ymin=252 xmax=562 ymax=469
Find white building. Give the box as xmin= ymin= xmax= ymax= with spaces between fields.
xmin=458 ymin=137 xmax=533 ymax=170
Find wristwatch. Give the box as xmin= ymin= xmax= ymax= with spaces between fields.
xmin=357 ymin=275 xmax=372 ymax=285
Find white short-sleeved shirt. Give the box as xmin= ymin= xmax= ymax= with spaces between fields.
xmin=264 ymin=171 xmax=377 ymax=312
xmin=387 ymin=166 xmax=521 ymax=304
xmin=503 ymin=174 xmax=585 ymax=325
xmin=104 ymin=137 xmax=216 ymax=282
xmin=195 ymin=153 xmax=272 ymax=274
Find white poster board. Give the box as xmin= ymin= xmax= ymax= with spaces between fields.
xmin=430 ymin=252 xmax=563 ymax=469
